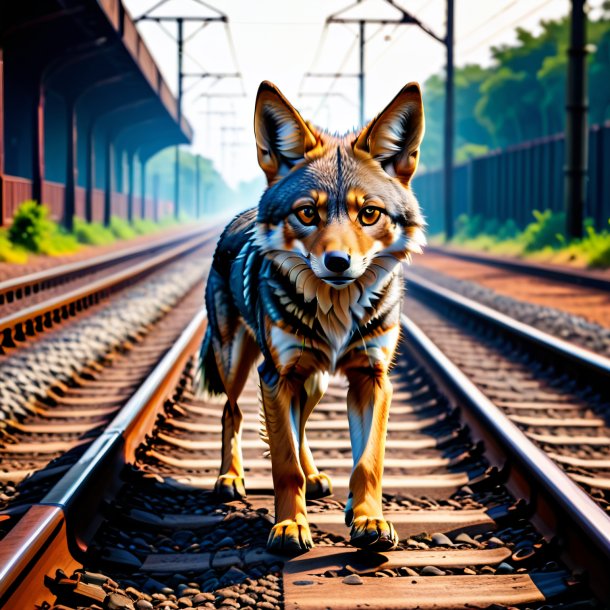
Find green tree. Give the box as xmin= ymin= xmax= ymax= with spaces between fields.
xmin=421 ymin=10 xmax=610 ymax=169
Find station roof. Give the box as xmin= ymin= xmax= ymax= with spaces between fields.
xmin=0 ymin=0 xmax=193 ymax=146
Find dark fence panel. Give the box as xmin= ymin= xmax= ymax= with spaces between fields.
xmin=414 ymin=122 xmax=610 ymax=235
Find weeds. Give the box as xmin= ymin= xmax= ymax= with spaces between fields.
xmin=1 ymin=201 xmax=186 ymax=265
xmin=109 ymin=216 xmax=137 ymax=240
xmin=73 ymin=218 xmax=116 ymax=246
xmin=446 ymin=211 xmax=610 ymax=269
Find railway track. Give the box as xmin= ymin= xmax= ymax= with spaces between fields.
xmin=0 ymin=224 xmax=221 ymax=547
xmin=0 ymin=224 xmax=210 ymax=313
xmin=418 ymin=246 xmax=610 ymax=332
xmin=0 ymin=223 xmax=220 ymax=354
xmin=403 ymin=270 xmax=610 ymax=513
xmin=1 ymin=303 xmax=608 ymax=609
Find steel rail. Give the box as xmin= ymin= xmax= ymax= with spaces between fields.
xmin=0 ymin=223 xmax=212 ymax=306
xmin=405 ymin=272 xmax=610 ymax=383
xmin=400 ymin=313 xmax=610 ymax=599
xmin=426 ymin=245 xmax=610 ymax=291
xmin=0 ymin=308 xmax=207 ymax=609
xmin=0 ymin=227 xmax=216 ymax=351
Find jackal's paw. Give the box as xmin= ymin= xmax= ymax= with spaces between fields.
xmin=306 ymin=472 xmax=333 ymax=499
xmin=349 ymin=516 xmax=399 ymax=551
xmin=267 ymin=518 xmax=313 ymax=555
xmin=214 ymin=474 xmax=246 ymax=500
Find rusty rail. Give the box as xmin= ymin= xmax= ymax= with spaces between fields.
xmin=0 ymin=225 xmax=216 ymax=352
xmin=0 ymin=223 xmax=210 ymax=306
xmin=0 ymin=308 xmax=206 ymax=609
xmin=426 ymin=245 xmax=610 ymax=291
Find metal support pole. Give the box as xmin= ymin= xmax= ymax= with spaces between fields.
xmin=85 ymin=125 xmax=94 ymax=223
xmin=104 ymin=135 xmax=113 ymax=226
xmin=32 ymin=80 xmax=45 ymax=205
xmin=195 ymin=155 xmax=201 ymax=218
xmin=174 ymin=17 xmax=183 ymax=220
xmin=443 ymin=0 xmax=455 ymax=240
xmin=565 ymin=0 xmax=588 ymax=239
xmin=359 ymin=20 xmax=365 ymax=127
xmin=127 ymin=151 xmax=135 ymax=222
xmin=153 ymin=173 xmax=160 ymax=222
xmin=140 ymin=157 xmax=147 ymax=219
xmin=64 ymin=99 xmax=77 ymax=231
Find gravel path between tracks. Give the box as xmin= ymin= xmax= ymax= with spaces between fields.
xmin=0 ymin=254 xmax=208 ymax=425
xmin=406 ymin=264 xmax=610 ymax=357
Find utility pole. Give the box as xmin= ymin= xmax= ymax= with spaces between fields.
xmin=318 ymin=0 xmax=366 ymax=126
xmin=565 ymin=0 xmax=588 ymax=239
xmin=444 ymin=0 xmax=455 ymax=239
xmin=359 ymin=20 xmax=365 ymax=127
xmin=135 ymin=2 xmax=239 ymax=221
xmin=174 ymin=17 xmax=183 ymax=220
xmin=319 ymin=0 xmax=454 ymax=237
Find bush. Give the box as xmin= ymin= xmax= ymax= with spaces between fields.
xmin=482 ymin=218 xmax=501 ymax=236
xmin=497 ymin=219 xmax=520 ymax=241
xmin=73 ymin=217 xmax=115 ymax=246
xmin=8 ymin=201 xmax=78 ymax=255
xmin=0 ymin=229 xmax=28 ymax=264
xmin=447 ymin=209 xmax=610 ymax=269
xmin=520 ymin=210 xmax=566 ymax=252
xmin=158 ymin=215 xmax=179 ymax=228
xmin=454 ymin=214 xmax=485 ymax=242
xmin=132 ymin=218 xmax=160 ymax=235
xmin=37 ymin=231 xmax=79 ymax=256
xmin=9 ymin=200 xmax=55 ymax=251
xmin=579 ymin=223 xmax=610 ymax=268
xmin=109 ymin=216 xmax=137 ymax=240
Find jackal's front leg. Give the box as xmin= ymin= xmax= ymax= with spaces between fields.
xmin=259 ymin=363 xmax=313 ymax=554
xmin=216 ymin=400 xmax=246 ymax=499
xmin=344 ymin=348 xmax=399 ymax=551
xmin=300 ymin=371 xmax=333 ymax=500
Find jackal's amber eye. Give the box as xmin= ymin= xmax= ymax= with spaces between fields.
xmin=295 ymin=205 xmax=319 ymax=226
xmin=358 ymin=206 xmax=382 ymax=226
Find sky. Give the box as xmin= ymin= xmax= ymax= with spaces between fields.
xmin=124 ymin=0 xmax=606 ymax=187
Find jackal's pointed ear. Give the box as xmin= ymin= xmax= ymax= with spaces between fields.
xmin=354 ymin=82 xmax=424 ymax=185
xmin=254 ymin=81 xmax=319 ymax=185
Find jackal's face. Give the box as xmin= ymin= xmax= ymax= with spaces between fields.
xmin=254 ymin=81 xmax=426 ymax=288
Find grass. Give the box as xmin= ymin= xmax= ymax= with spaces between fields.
xmin=442 ymin=210 xmax=610 ymax=269
xmin=109 ymin=216 xmax=137 ymax=240
xmin=132 ymin=218 xmax=160 ymax=235
xmin=73 ymin=218 xmax=116 ymax=246
xmin=1 ymin=201 xmax=189 ymax=265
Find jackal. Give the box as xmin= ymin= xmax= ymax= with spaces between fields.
xmin=198 ymin=81 xmax=425 ymax=554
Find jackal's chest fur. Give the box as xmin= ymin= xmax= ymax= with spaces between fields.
xmin=260 ymin=247 xmax=403 ymax=373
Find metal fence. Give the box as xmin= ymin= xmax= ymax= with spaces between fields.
xmin=413 ymin=122 xmax=610 ymax=235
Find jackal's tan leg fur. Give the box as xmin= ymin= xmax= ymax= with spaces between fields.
xmin=343 ymin=337 xmax=400 ymax=551
xmin=260 ymin=373 xmax=313 ymax=554
xmin=215 ymin=328 xmax=259 ymax=500
xmin=300 ymin=372 xmax=332 ymax=499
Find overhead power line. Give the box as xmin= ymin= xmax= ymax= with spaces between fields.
xmin=459 ymin=0 xmax=555 ymax=58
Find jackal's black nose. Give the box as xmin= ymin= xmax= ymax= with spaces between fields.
xmin=324 ymin=251 xmax=351 ymax=273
